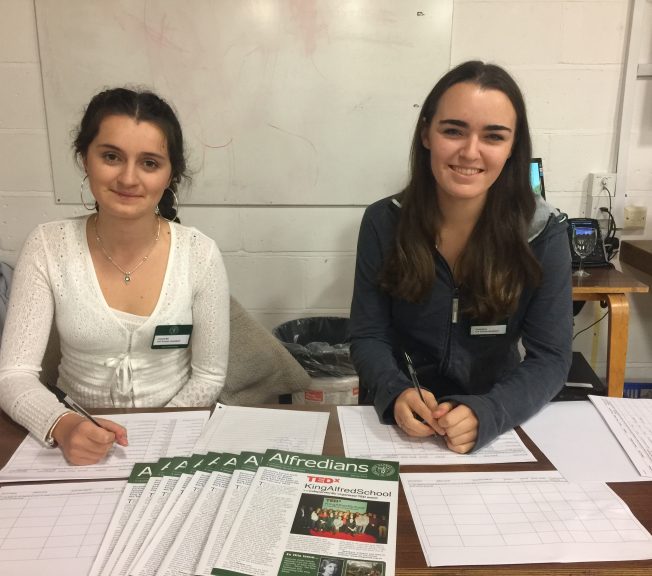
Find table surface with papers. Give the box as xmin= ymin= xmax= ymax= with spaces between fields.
xmin=1 ymin=405 xmax=651 ymax=576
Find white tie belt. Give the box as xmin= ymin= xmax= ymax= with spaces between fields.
xmin=104 ymin=353 xmax=134 ymax=405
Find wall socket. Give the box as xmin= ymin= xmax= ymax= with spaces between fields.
xmin=584 ymin=172 xmax=616 ymax=220
xmin=623 ymin=205 xmax=647 ymax=230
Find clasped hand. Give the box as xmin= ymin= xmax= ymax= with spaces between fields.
xmin=393 ymin=388 xmax=478 ymax=454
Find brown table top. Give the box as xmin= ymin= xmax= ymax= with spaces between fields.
xmin=1 ymin=405 xmax=651 ymax=575
xmin=571 ymin=265 xmax=649 ymax=294
xmin=620 ymin=240 xmax=652 ymax=277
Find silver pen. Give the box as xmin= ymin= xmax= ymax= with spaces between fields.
xmin=46 ymin=383 xmax=103 ymax=428
xmin=403 ymin=351 xmax=426 ymax=404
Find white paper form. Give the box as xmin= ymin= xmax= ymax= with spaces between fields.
xmin=401 ymin=470 xmax=652 ymax=567
xmin=0 ymin=480 xmax=125 ymax=576
xmin=157 ymin=453 xmax=238 ymax=576
xmin=195 ymin=452 xmax=263 ymax=576
xmin=589 ymin=395 xmax=652 ymax=477
xmin=0 ymin=410 xmax=209 ymax=482
xmin=130 ymin=453 xmax=218 ymax=576
xmin=193 ymin=404 xmax=329 ymax=454
xmin=338 ymin=405 xmax=535 ymax=464
xmin=521 ymin=401 xmax=644 ymax=482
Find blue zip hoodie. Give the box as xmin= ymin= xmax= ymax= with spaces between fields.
xmin=349 ymin=195 xmax=573 ymax=450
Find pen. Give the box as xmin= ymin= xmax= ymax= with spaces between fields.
xmin=45 ymin=382 xmax=103 ymax=429
xmin=403 ymin=351 xmax=426 ymax=404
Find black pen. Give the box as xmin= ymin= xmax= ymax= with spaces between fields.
xmin=403 ymin=351 xmax=426 ymax=404
xmin=45 ymin=383 xmax=103 ymax=429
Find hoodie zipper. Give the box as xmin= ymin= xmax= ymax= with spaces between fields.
xmin=436 ymin=252 xmax=458 ymax=375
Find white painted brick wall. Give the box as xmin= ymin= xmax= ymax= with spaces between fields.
xmin=0 ymin=0 xmax=650 ymax=379
xmin=0 ymin=0 xmax=39 ymax=62
xmin=240 ymin=208 xmax=364 ymax=253
xmin=0 ymin=132 xmax=52 ymax=191
xmin=0 ymin=64 xmax=45 ymax=128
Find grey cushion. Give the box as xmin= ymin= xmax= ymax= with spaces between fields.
xmin=220 ymin=297 xmax=311 ymax=404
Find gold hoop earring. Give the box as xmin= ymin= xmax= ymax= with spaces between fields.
xmin=80 ymin=175 xmax=96 ymax=211
xmin=156 ymin=188 xmax=179 ymax=222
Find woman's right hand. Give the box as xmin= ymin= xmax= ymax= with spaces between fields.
xmin=52 ymin=413 xmax=128 ymax=465
xmin=393 ymin=388 xmax=443 ymax=437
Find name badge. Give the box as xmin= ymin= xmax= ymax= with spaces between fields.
xmin=152 ymin=325 xmax=193 ymax=349
xmin=470 ymin=324 xmax=507 ymax=336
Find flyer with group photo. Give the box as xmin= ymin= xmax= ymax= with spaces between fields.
xmin=212 ymin=449 xmax=399 ymax=576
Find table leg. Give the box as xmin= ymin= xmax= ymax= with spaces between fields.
xmin=604 ymin=294 xmax=629 ymax=398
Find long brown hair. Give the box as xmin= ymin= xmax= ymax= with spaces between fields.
xmin=380 ymin=61 xmax=541 ymax=322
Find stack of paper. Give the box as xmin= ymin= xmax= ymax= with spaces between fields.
xmin=0 ymin=405 xmax=334 ymax=576
xmin=89 ymin=451 xmax=242 ymax=576
xmin=588 ymin=395 xmax=652 ymax=477
xmin=90 ymin=449 xmax=399 ymax=576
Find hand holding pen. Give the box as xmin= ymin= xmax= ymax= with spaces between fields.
xmin=393 ymin=352 xmax=445 ymax=438
xmin=46 ymin=383 xmax=128 ymax=465
xmin=400 ymin=355 xmax=479 ymax=453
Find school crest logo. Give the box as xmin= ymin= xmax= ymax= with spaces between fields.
xmin=370 ymin=463 xmax=396 ymax=478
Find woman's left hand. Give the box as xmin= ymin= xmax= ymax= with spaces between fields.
xmin=432 ymin=402 xmax=478 ymax=453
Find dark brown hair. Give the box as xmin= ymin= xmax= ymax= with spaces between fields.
xmin=73 ymin=87 xmax=189 ymax=222
xmin=380 ymin=61 xmax=541 ymax=321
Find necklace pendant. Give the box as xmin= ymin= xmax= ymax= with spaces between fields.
xmin=124 ymin=274 xmax=131 ymax=285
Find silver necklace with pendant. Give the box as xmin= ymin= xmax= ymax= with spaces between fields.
xmin=94 ymin=215 xmax=161 ymax=285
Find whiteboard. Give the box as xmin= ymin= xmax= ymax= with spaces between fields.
xmin=35 ymin=0 xmax=452 ymax=205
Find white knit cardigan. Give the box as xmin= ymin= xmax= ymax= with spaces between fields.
xmin=0 ymin=216 xmax=229 ymax=443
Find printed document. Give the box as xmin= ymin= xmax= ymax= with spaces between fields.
xmin=88 ymin=462 xmax=157 ymax=576
xmin=338 ymin=405 xmax=535 ymax=464
xmin=95 ymin=458 xmax=173 ymax=576
xmin=0 ymin=410 xmax=209 ymax=482
xmin=110 ymin=456 xmax=190 ymax=576
xmin=0 ymin=480 xmax=125 ymax=576
xmin=196 ymin=452 xmax=263 ymax=576
xmin=213 ymin=449 xmax=399 ymax=576
xmin=589 ymin=395 xmax=652 ymax=477
xmin=157 ymin=453 xmax=238 ymax=576
xmin=193 ymin=404 xmax=329 ymax=454
xmin=401 ymin=470 xmax=652 ymax=566
xmin=128 ymin=454 xmax=207 ymax=573
xmin=130 ymin=453 xmax=221 ymax=576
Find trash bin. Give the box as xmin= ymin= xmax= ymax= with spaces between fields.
xmin=273 ymin=317 xmax=359 ymax=405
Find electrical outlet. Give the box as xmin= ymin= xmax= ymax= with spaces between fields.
xmin=589 ymin=173 xmax=616 ymax=197
xmin=585 ymin=172 xmax=616 ymax=220
xmin=624 ymin=205 xmax=647 ymax=229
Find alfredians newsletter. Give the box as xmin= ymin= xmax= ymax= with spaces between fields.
xmin=212 ymin=449 xmax=399 ymax=576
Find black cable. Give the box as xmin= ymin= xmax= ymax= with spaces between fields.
xmin=573 ymin=310 xmax=609 ymax=341
xmin=597 ymin=181 xmax=619 ymax=260
xmin=600 ymin=182 xmax=616 ymax=240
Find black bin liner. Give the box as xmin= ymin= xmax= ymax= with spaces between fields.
xmin=273 ymin=317 xmax=356 ymax=378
